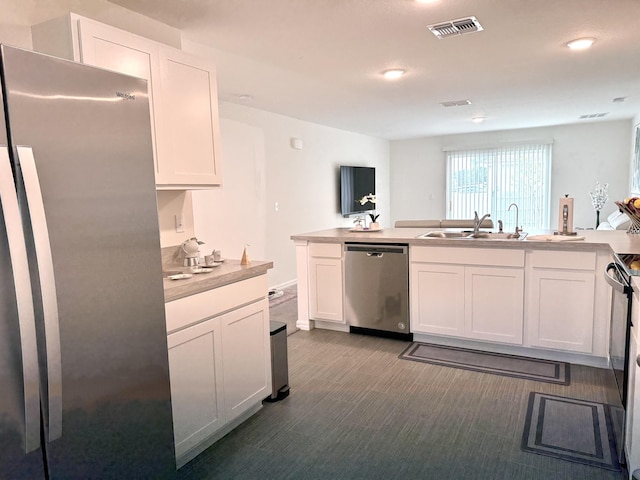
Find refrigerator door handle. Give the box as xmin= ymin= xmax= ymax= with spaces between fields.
xmin=16 ymin=146 xmax=62 ymax=442
xmin=0 ymin=147 xmax=41 ymax=453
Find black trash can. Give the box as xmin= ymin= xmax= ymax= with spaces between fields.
xmin=266 ymin=321 xmax=290 ymax=402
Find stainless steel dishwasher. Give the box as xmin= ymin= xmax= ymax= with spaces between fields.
xmin=344 ymin=243 xmax=411 ymax=340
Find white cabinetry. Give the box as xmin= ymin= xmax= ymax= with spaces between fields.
xmin=31 ymin=14 xmax=222 ymax=188
xmin=465 ymin=266 xmax=524 ymax=344
xmin=156 ymin=47 xmax=221 ymax=187
xmin=308 ymin=243 xmax=344 ymax=323
xmin=167 ymin=318 xmax=224 ymax=460
xmin=411 ymin=263 xmax=465 ymax=336
xmin=526 ymin=250 xmax=595 ymax=353
xmin=165 ymin=275 xmax=270 ymax=467
xmin=410 ymin=246 xmax=524 ymax=345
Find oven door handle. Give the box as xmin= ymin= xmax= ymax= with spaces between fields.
xmin=605 ymin=262 xmax=632 ymax=295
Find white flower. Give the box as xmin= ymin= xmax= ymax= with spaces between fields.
xmin=589 ymin=182 xmax=608 ymax=211
xmin=358 ymin=193 xmax=377 ymax=205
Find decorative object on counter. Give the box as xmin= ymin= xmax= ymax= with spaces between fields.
xmin=555 ymin=195 xmax=577 ymax=236
xmin=168 ymin=273 xmax=192 ymax=280
xmin=204 ymin=254 xmax=215 ymax=266
xmin=181 ymin=237 xmax=205 ymax=266
xmin=352 ymin=216 xmax=364 ymax=230
xmin=615 ymin=197 xmax=640 ymax=233
xmin=358 ymin=193 xmax=379 ymax=228
xmin=241 ymin=244 xmax=251 ymax=265
xmin=589 ymin=181 xmax=608 ymax=228
xmin=213 ymin=249 xmax=222 ymax=262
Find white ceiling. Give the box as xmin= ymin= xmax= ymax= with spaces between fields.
xmin=101 ymin=0 xmax=640 ymax=140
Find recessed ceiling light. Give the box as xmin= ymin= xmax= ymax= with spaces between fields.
xmin=235 ymin=94 xmax=254 ymax=101
xmin=566 ymin=37 xmax=595 ymax=50
xmin=382 ymin=69 xmax=405 ymax=80
xmin=613 ymin=97 xmax=627 ymax=103
xmin=471 ymin=116 xmax=485 ymax=123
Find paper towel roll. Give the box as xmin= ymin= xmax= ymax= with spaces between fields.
xmin=558 ymin=196 xmax=574 ymax=234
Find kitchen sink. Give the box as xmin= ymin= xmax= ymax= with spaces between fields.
xmin=472 ymin=232 xmax=527 ymax=240
xmin=417 ymin=231 xmax=473 ymax=239
xmin=416 ymin=231 xmax=526 ymax=240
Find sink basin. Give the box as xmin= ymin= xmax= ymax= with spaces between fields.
xmin=416 ymin=231 xmax=526 ymax=240
xmin=417 ymin=231 xmax=473 ymax=239
xmin=471 ymin=232 xmax=527 ymax=240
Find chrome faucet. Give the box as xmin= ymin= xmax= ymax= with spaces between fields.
xmin=473 ymin=211 xmax=491 ymax=236
xmin=508 ymin=203 xmax=521 ymax=234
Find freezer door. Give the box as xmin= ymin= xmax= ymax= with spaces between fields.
xmin=0 ymin=92 xmax=45 ymax=477
xmin=1 ymin=45 xmax=175 ymax=478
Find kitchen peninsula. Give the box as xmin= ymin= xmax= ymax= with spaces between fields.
xmin=292 ymin=227 xmax=640 ymax=367
xmin=161 ymin=250 xmax=274 ymax=467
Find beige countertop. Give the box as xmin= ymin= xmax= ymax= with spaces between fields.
xmin=290 ymin=227 xmax=640 ymax=255
xmin=162 ymin=259 xmax=273 ymax=302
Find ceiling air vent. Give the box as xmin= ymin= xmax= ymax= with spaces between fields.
xmin=440 ymin=99 xmax=472 ymax=107
xmin=428 ymin=16 xmax=483 ymax=39
xmin=579 ymin=113 xmax=609 ymax=119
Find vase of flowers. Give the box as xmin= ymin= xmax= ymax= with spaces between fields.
xmin=358 ymin=193 xmax=379 ymax=229
xmin=589 ymin=181 xmax=608 ymax=229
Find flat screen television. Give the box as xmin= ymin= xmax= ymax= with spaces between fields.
xmin=340 ymin=166 xmax=375 ymax=216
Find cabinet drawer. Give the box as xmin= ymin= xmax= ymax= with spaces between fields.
xmin=165 ymin=274 xmax=267 ymax=333
xmin=411 ymin=246 xmax=524 ymax=267
xmin=309 ymin=242 xmax=342 ymax=258
xmin=529 ymin=250 xmax=596 ymax=270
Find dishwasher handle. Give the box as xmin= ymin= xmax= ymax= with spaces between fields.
xmin=344 ymin=244 xmax=408 ymax=255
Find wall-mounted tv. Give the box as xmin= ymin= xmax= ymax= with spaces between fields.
xmin=340 ymin=166 xmax=375 ymax=216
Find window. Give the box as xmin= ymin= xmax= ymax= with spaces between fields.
xmin=446 ymin=143 xmax=552 ymax=230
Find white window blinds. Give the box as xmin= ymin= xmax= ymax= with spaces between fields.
xmin=446 ymin=143 xmax=552 ymax=230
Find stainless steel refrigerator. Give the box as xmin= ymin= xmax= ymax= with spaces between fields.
xmin=0 ymin=45 xmax=176 ymax=478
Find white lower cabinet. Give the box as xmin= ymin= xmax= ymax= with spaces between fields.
xmin=410 ymin=246 xmax=524 ymax=345
xmin=308 ymin=243 xmax=344 ymax=322
xmin=168 ymin=318 xmax=224 ymax=460
xmin=526 ymin=250 xmax=596 ymax=353
xmin=465 ymin=266 xmax=524 ymax=344
xmin=219 ymin=300 xmax=271 ymax=421
xmin=410 ymin=263 xmax=465 ymax=337
xmin=165 ymin=275 xmax=271 ymax=466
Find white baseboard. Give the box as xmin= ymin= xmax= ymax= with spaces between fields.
xmin=270 ymin=279 xmax=297 ymax=291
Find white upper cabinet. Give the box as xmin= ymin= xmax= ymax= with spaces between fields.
xmin=155 ymin=47 xmax=222 ymax=187
xmin=32 ymin=14 xmax=222 ymax=189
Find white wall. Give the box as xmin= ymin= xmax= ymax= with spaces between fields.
xmin=390 ymin=120 xmax=632 ymax=230
xmin=191 ymin=101 xmax=389 ymax=287
xmin=192 ymin=118 xmax=267 ymax=267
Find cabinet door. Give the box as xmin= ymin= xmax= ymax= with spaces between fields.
xmin=156 ymin=47 xmax=222 ymax=187
xmin=527 ymin=269 xmax=595 ymax=353
xmin=309 ymin=257 xmax=344 ymax=322
xmin=167 ymin=318 xmax=225 ymax=460
xmin=410 ymin=263 xmax=465 ymax=336
xmin=220 ymin=300 xmax=271 ymax=421
xmin=76 ymin=19 xmax=161 ymax=174
xmin=465 ymin=266 xmax=524 ymax=344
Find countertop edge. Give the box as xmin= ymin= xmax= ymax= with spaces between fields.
xmin=291 ymin=228 xmax=636 ymax=254
xmin=163 ymin=260 xmax=274 ymax=303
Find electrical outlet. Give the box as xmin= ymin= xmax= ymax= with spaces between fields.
xmin=175 ymin=214 xmax=185 ymax=233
